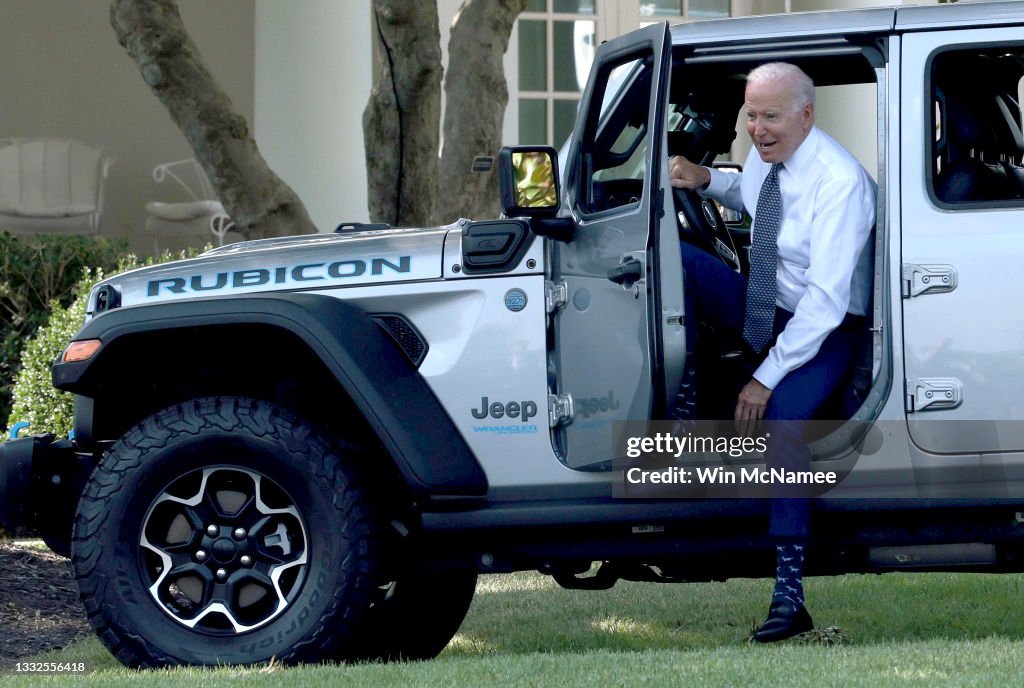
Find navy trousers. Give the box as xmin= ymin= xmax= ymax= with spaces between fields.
xmin=680 ymin=242 xmax=861 ymax=539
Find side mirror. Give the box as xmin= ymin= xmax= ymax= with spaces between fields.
xmin=499 ymin=146 xmax=561 ymax=218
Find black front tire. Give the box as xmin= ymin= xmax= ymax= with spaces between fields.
xmin=72 ymin=397 xmax=379 ymax=668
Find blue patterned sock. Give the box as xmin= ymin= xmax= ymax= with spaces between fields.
xmin=772 ymin=543 xmax=805 ymax=608
xmin=671 ymin=360 xmax=698 ymax=420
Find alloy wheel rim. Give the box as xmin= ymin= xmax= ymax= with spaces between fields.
xmin=138 ymin=466 xmax=309 ymax=635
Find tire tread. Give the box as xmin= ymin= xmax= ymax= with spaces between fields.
xmin=72 ymin=396 xmax=379 ymax=668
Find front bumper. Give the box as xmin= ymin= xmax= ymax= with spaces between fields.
xmin=0 ymin=434 xmax=95 ymax=556
xmin=0 ymin=434 xmax=38 ymax=529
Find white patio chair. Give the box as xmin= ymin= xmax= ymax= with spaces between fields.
xmin=141 ymin=159 xmax=238 ymax=254
xmin=0 ymin=138 xmax=115 ymax=235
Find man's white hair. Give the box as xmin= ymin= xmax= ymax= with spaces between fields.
xmin=747 ymin=62 xmax=815 ymax=111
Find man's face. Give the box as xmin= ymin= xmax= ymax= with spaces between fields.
xmin=744 ymin=78 xmax=814 ymax=164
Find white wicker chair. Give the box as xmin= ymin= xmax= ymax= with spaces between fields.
xmin=141 ymin=159 xmax=238 ymax=254
xmin=0 ymin=138 xmax=115 ymax=235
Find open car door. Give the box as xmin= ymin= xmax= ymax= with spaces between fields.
xmin=551 ymin=23 xmax=683 ymax=469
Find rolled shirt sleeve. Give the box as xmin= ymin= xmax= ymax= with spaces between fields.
xmin=702 ymin=167 xmax=745 ymax=212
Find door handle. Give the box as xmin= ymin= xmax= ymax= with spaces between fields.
xmin=607 ymin=258 xmax=643 ymax=285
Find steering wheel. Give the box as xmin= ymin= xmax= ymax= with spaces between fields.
xmin=673 ymin=186 xmax=742 ymax=273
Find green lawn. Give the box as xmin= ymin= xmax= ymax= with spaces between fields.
xmin=6 ymin=571 xmax=1024 ymax=686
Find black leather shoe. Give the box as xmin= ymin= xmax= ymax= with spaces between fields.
xmin=752 ymin=599 xmax=813 ymax=643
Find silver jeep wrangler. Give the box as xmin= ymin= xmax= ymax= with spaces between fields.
xmin=3 ymin=1 xmax=1024 ymax=668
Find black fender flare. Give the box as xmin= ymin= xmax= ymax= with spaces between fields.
xmin=52 ymin=293 xmax=487 ymax=496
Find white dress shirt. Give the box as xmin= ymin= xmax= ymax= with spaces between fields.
xmin=702 ymin=126 xmax=877 ymax=390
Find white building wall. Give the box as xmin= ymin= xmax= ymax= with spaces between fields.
xmin=254 ymin=1 xmax=518 ymax=231
xmin=0 ymin=0 xmax=253 ymax=246
xmin=254 ymin=0 xmax=372 ymax=231
xmin=0 ymin=0 xmax=949 ymax=242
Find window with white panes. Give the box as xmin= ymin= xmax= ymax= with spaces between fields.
xmin=638 ymin=0 xmax=730 ymax=22
xmin=518 ymin=0 xmax=599 ymax=148
xmin=516 ymin=1 xmax=742 ymax=148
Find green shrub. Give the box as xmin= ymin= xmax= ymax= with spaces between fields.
xmin=6 ymin=269 xmax=99 ymax=438
xmin=5 ymin=248 xmax=206 ymax=439
xmin=0 ymin=233 xmax=126 ymax=423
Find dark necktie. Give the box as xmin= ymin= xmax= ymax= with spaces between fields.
xmin=743 ymin=162 xmax=783 ymax=353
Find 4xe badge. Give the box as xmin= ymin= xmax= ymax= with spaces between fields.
xmin=576 ymin=390 xmax=620 ymax=418
xmin=504 ymin=289 xmax=527 ymax=312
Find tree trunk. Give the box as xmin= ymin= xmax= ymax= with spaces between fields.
xmin=437 ymin=0 xmax=526 ymax=226
xmin=110 ymin=0 xmax=316 ymax=239
xmin=364 ymin=1 xmax=443 ymax=228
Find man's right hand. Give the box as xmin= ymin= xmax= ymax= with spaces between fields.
xmin=734 ymin=377 xmax=772 ymax=437
xmin=669 ymin=155 xmax=712 ymax=190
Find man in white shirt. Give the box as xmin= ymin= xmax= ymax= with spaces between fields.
xmin=670 ymin=62 xmax=876 ymax=642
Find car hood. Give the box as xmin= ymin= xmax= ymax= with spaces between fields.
xmin=89 ymin=224 xmax=453 ymax=313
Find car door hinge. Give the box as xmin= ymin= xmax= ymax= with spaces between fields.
xmin=902 ymin=264 xmax=957 ymax=298
xmin=905 ymin=378 xmax=963 ymax=413
xmin=548 ymin=393 xmax=574 ymax=427
xmin=545 ymin=280 xmax=568 ymax=314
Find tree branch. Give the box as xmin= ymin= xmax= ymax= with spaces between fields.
xmin=438 ymin=0 xmax=526 ymax=225
xmin=111 ymin=0 xmax=316 ymax=239
xmin=364 ymin=0 xmax=442 ymax=227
